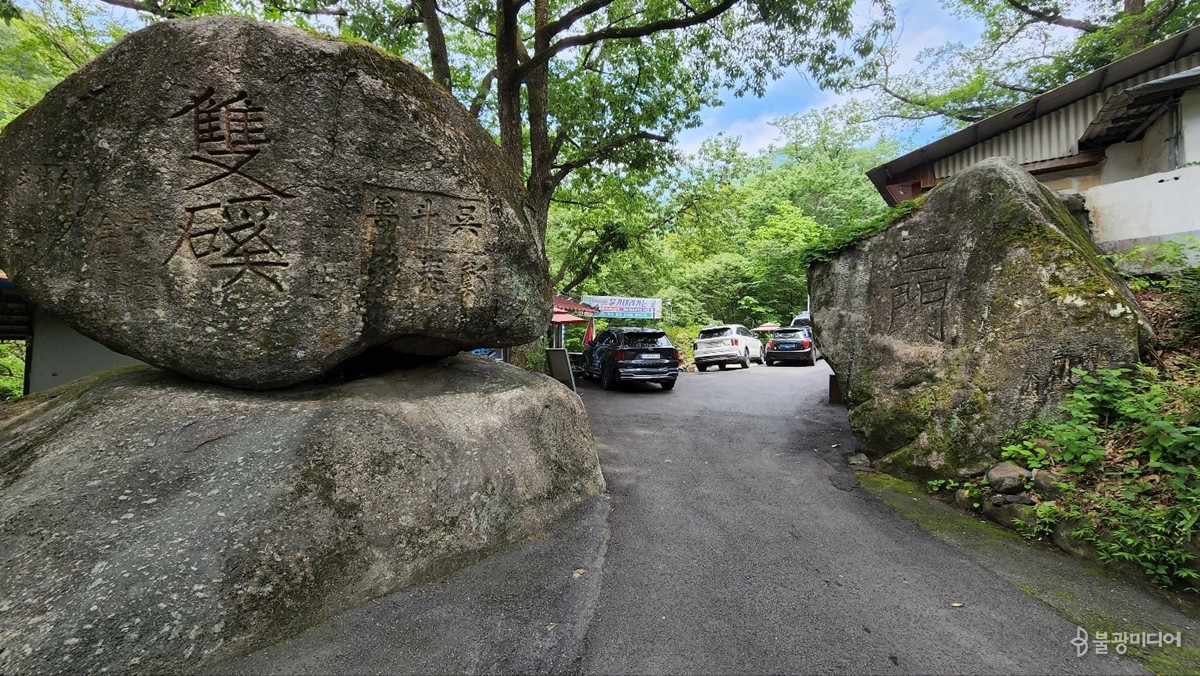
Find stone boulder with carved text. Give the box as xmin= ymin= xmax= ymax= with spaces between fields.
xmin=0 ymin=17 xmax=547 ymax=389
xmin=809 ymin=157 xmax=1153 ymax=477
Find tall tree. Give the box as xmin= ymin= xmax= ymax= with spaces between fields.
xmin=841 ymin=0 xmax=1200 ymax=128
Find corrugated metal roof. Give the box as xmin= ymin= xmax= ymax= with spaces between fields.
xmin=552 ymin=293 xmax=597 ymax=315
xmin=869 ymin=25 xmax=1200 ymax=201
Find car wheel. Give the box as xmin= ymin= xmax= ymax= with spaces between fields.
xmin=660 ymin=380 xmax=676 ymax=390
xmin=697 ymin=364 xmax=708 ymax=372
xmin=601 ymin=365 xmax=616 ymax=390
xmin=741 ymin=350 xmax=750 ymax=369
xmin=765 ymin=357 xmax=774 ymax=366
xmin=718 ymin=364 xmax=727 ymax=371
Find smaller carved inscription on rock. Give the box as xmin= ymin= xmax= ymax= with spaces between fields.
xmin=364 ymin=186 xmax=494 ymax=308
xmin=890 ymin=245 xmax=951 ymax=341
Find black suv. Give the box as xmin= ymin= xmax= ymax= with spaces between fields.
xmin=581 ymin=327 xmax=680 ymax=390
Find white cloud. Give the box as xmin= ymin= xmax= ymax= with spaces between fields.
xmin=673 ymin=0 xmax=984 ymax=155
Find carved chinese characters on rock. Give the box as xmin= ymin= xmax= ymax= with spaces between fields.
xmin=364 ymin=188 xmax=493 ymax=309
xmin=166 ymin=88 xmax=293 ymax=291
xmin=889 ymin=244 xmax=951 ymax=342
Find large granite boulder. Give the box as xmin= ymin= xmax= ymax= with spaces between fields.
xmin=810 ymin=158 xmax=1152 ymax=477
xmin=0 ymin=17 xmax=548 ymax=389
xmin=0 ymin=357 xmax=604 ymax=673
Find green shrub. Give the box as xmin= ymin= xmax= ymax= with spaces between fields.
xmin=0 ymin=341 xmax=24 ymax=400
xmin=1000 ymin=363 xmax=1200 ymax=587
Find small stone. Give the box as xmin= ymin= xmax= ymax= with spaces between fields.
xmin=847 ymin=453 xmax=871 ymax=467
xmin=1031 ymin=469 xmax=1062 ymax=498
xmin=981 ymin=500 xmax=1037 ymax=530
xmin=986 ymin=462 xmax=1031 ymax=495
xmin=954 ymin=488 xmax=975 ymax=511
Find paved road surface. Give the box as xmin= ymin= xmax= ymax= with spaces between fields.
xmin=573 ymin=362 xmax=1139 ymax=674
xmin=213 ymin=360 xmax=1151 ymax=675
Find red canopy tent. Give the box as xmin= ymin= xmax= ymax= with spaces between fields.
xmin=551 ymin=311 xmax=588 ymax=324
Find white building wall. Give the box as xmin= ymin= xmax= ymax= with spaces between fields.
xmin=1182 ymin=89 xmax=1200 ymax=164
xmin=1084 ymin=164 xmax=1200 ymax=260
xmin=28 ymin=308 xmax=142 ymax=393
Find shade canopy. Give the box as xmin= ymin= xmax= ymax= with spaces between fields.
xmin=752 ymin=323 xmax=781 ymax=332
xmin=551 ymin=311 xmax=589 ymax=324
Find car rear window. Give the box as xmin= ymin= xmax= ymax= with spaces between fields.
xmin=774 ymin=329 xmax=804 ymax=338
xmin=623 ymin=332 xmax=672 ymax=348
xmin=698 ymin=328 xmax=732 ymax=339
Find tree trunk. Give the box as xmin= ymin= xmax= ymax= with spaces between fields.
xmin=495 ymin=0 xmax=524 ymax=176
xmin=419 ymin=0 xmax=452 ymax=90
xmin=525 ymin=0 xmax=553 ymax=243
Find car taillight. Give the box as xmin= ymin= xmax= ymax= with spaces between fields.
xmin=802 ymin=339 xmax=812 ymax=349
xmin=672 ymin=349 xmax=681 ymax=361
xmin=732 ymin=338 xmax=739 ymax=347
xmin=615 ymin=350 xmax=626 ymax=361
xmin=692 ymin=342 xmax=698 ymax=350
xmin=766 ymin=341 xmax=774 ymax=349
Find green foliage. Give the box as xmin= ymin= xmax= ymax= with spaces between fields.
xmin=559 ymin=104 xmax=898 ymax=330
xmin=0 ymin=0 xmax=127 ymax=129
xmin=0 ymin=341 xmax=25 ymax=400
xmin=798 ymin=195 xmax=925 ymax=267
xmin=1 ymin=0 xmax=20 ymax=24
xmin=1014 ymin=502 xmax=1060 ymax=539
xmin=1001 ymin=362 xmax=1200 ymax=587
xmin=512 ymin=336 xmax=548 ymax=374
xmin=925 ymin=476 xmax=985 ymax=509
xmin=1106 ymin=237 xmax=1200 ymax=347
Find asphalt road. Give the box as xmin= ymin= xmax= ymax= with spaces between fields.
xmin=573 ymin=361 xmax=1140 ymax=675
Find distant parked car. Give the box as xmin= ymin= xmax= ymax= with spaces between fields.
xmin=790 ymin=311 xmax=812 ymax=327
xmin=582 ymin=327 xmax=680 ymax=390
xmin=692 ymin=324 xmax=763 ymax=371
xmin=764 ymin=326 xmax=821 ymax=366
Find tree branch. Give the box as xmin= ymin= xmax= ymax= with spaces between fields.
xmin=539 ymin=0 xmax=616 ymax=43
xmin=1003 ymin=0 xmax=1101 ymax=32
xmin=98 ymin=0 xmax=175 ymax=18
xmin=265 ymin=0 xmax=348 ymax=17
xmin=550 ymin=130 xmax=669 ymax=187
xmin=468 ymin=69 xmax=496 ymax=118
xmin=517 ymin=0 xmax=738 ymax=81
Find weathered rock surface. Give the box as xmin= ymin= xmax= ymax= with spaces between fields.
xmin=0 ymin=356 xmax=603 ymax=674
xmin=982 ymin=497 xmax=1036 ymax=529
xmin=1031 ymin=468 xmax=1062 ymax=498
xmin=0 ymin=17 xmax=548 ymax=389
xmin=986 ymin=462 xmax=1031 ymax=495
xmin=810 ymin=158 xmax=1152 ymax=477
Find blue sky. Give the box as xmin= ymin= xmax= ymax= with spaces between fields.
xmin=674 ymin=0 xmax=985 ymax=156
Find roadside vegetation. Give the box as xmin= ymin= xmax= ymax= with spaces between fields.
xmin=932 ymin=242 xmax=1200 ymax=591
xmin=0 ymin=341 xmax=23 ymax=400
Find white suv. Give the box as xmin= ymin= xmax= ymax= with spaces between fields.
xmin=692 ymin=324 xmax=763 ymax=371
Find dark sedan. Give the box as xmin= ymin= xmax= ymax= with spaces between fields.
xmin=582 ymin=327 xmax=680 ymax=390
xmin=764 ymin=326 xmax=821 ymax=366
